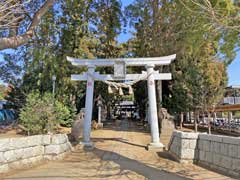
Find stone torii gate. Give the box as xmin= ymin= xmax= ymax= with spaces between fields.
xmin=67 ymin=54 xmax=176 ymax=150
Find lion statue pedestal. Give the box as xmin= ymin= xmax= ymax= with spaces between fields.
xmin=158 ymin=108 xmax=175 ymax=148
xmin=70 ymin=108 xmax=85 ymax=142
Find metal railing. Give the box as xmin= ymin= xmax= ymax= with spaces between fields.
xmin=223 ymin=97 xmax=240 ymax=105
xmin=199 ymin=117 xmax=240 ymax=133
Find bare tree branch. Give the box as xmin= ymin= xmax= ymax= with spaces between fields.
xmin=0 ymin=0 xmax=55 ymax=50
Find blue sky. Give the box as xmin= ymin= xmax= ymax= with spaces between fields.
xmin=227 ymin=53 xmax=240 ymax=85
xmin=0 ymin=0 xmax=239 ymax=86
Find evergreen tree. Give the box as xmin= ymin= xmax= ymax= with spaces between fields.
xmin=125 ymin=0 xmax=237 ymax=123
xmin=92 ymin=0 xmax=123 ymax=58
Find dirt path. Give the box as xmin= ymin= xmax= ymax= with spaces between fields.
xmin=0 ymin=120 xmax=235 ymax=180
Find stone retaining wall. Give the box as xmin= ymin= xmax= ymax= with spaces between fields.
xmin=168 ymin=131 xmax=199 ymax=163
xmin=0 ymin=134 xmax=73 ymax=174
xmin=169 ymin=131 xmax=240 ymax=178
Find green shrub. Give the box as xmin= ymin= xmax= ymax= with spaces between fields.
xmin=19 ymin=92 xmax=57 ymax=135
xmin=56 ymin=94 xmax=76 ymax=127
xmin=55 ymin=101 xmax=73 ymax=127
xmin=19 ymin=91 xmax=75 ymax=135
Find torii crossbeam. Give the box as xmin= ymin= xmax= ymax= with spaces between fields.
xmin=67 ymin=54 xmax=176 ymax=150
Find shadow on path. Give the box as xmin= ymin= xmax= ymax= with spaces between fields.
xmin=103 ymin=120 xmax=149 ymax=133
xmin=89 ymin=147 xmax=191 ymax=180
xmin=91 ymin=137 xmax=147 ymax=149
xmin=2 ymin=147 xmax=191 ymax=180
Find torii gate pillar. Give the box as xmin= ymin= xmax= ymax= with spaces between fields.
xmin=83 ymin=66 xmax=95 ymax=146
xmin=146 ymin=64 xmax=164 ymax=150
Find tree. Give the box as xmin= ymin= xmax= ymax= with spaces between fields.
xmin=125 ymin=0 xmax=238 ymax=129
xmin=19 ymin=92 xmax=56 ymax=135
xmin=19 ymin=91 xmax=72 ymax=135
xmin=178 ymin=0 xmax=240 ymax=64
xmin=3 ymin=0 xmax=100 ymax=113
xmin=0 ymin=0 xmax=55 ymax=50
xmin=179 ymin=0 xmax=240 ymax=31
xmin=0 ymin=51 xmax=24 ymax=85
xmin=92 ymin=0 xmax=123 ymax=58
xmin=167 ymin=52 xmax=227 ymax=132
xmin=198 ymin=59 xmax=227 ymax=133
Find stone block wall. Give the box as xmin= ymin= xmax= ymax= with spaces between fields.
xmin=0 ymin=134 xmax=73 ymax=174
xmin=198 ymin=134 xmax=240 ymax=177
xmin=169 ymin=131 xmax=240 ymax=178
xmin=168 ymin=131 xmax=199 ymax=163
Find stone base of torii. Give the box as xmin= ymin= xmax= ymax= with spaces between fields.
xmin=67 ymin=55 xmax=176 ymax=151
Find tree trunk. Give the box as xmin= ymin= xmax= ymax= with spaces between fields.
xmin=107 ymin=103 xmax=111 ymax=121
xmin=186 ymin=112 xmax=190 ymax=122
xmin=156 ymin=74 xmax=162 ymax=127
xmin=189 ymin=112 xmax=191 ymax=123
xmin=180 ymin=112 xmax=184 ymax=129
xmin=228 ymin=112 xmax=233 ymax=131
xmin=213 ymin=112 xmax=217 ymax=130
xmin=208 ymin=112 xmax=211 ymax=134
xmin=194 ymin=111 xmax=198 ymax=132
